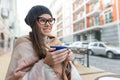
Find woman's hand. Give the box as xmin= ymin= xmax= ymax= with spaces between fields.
xmin=44 ymin=48 xmax=69 ymax=66
xmin=65 ymin=49 xmax=74 ymax=61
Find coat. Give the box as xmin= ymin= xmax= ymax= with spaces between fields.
xmin=5 ymin=35 xmax=82 ymax=80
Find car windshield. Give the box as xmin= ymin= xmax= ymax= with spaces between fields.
xmin=83 ymin=43 xmax=88 ymax=45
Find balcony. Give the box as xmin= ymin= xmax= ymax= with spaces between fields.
xmin=103 ymin=0 xmax=112 ymax=8
xmin=72 ymin=25 xmax=101 ymax=36
xmin=73 ymin=16 xmax=85 ymax=24
xmin=87 ymin=4 xmax=100 ymax=17
xmin=73 ymin=12 xmax=85 ymax=24
xmin=73 ymin=3 xmax=84 ymax=14
xmin=87 ymin=10 xmax=100 ymax=17
xmin=86 ymin=0 xmax=98 ymax=4
xmin=73 ymin=0 xmax=84 ymax=9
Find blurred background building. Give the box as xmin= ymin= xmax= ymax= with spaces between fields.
xmin=0 ymin=0 xmax=19 ymax=53
xmin=0 ymin=0 xmax=120 ymax=54
xmin=50 ymin=0 xmax=120 ymax=47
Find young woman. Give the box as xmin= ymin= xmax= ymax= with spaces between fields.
xmin=5 ymin=5 xmax=82 ymax=80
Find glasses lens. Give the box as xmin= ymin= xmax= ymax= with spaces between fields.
xmin=48 ymin=18 xmax=55 ymax=24
xmin=38 ymin=19 xmax=46 ymax=25
xmin=37 ymin=17 xmax=55 ymax=25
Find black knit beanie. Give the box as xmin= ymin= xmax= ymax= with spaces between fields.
xmin=25 ymin=5 xmax=53 ymax=28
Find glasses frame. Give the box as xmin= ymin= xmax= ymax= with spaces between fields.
xmin=37 ymin=17 xmax=55 ymax=25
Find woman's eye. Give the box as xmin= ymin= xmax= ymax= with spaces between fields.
xmin=40 ymin=19 xmax=46 ymax=22
xmin=49 ymin=20 xmax=52 ymax=22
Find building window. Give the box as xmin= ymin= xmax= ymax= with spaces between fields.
xmin=94 ymin=16 xmax=100 ymax=25
xmin=83 ymin=34 xmax=87 ymax=40
xmin=95 ymin=30 xmax=101 ymax=41
xmin=76 ymin=35 xmax=80 ymax=41
xmin=0 ymin=33 xmax=4 ymax=48
xmin=76 ymin=23 xmax=80 ymax=31
xmin=104 ymin=10 xmax=112 ymax=24
xmin=89 ymin=19 xmax=93 ymax=27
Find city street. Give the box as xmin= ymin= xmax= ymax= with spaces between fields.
xmin=84 ymin=55 xmax=120 ymax=74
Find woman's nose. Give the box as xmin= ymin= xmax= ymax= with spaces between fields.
xmin=45 ymin=21 xmax=51 ymax=26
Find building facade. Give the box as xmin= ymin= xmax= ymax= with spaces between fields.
xmin=0 ymin=0 xmax=18 ymax=53
xmin=50 ymin=0 xmax=120 ymax=47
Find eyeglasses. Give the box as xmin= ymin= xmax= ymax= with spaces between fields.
xmin=37 ymin=17 xmax=55 ymax=25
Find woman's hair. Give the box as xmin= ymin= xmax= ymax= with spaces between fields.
xmin=26 ymin=5 xmax=72 ymax=80
xmin=29 ymin=22 xmax=72 ymax=80
xmin=29 ymin=24 xmax=47 ymax=59
xmin=25 ymin=5 xmax=52 ymax=58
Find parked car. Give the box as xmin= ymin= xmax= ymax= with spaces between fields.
xmin=88 ymin=42 xmax=120 ymax=58
xmin=68 ymin=41 xmax=88 ymax=64
xmin=68 ymin=41 xmax=88 ymax=54
xmin=68 ymin=41 xmax=88 ymax=48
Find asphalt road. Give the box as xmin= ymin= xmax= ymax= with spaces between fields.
xmin=84 ymin=55 xmax=120 ymax=74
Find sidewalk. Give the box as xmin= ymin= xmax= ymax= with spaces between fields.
xmin=0 ymin=52 xmax=11 ymax=80
xmin=74 ymin=61 xmax=115 ymax=80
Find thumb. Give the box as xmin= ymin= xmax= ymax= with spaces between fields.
xmin=49 ymin=48 xmax=56 ymax=52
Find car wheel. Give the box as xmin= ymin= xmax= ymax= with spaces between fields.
xmin=88 ymin=50 xmax=93 ymax=55
xmin=107 ymin=52 xmax=114 ymax=59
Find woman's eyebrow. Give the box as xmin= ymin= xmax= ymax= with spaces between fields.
xmin=38 ymin=16 xmax=52 ymax=19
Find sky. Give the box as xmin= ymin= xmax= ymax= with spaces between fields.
xmin=17 ymin=0 xmax=53 ymax=36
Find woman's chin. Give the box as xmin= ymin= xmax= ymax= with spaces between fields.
xmin=43 ymin=33 xmax=51 ymax=36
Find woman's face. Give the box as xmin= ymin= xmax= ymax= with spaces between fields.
xmin=36 ymin=14 xmax=55 ymax=36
